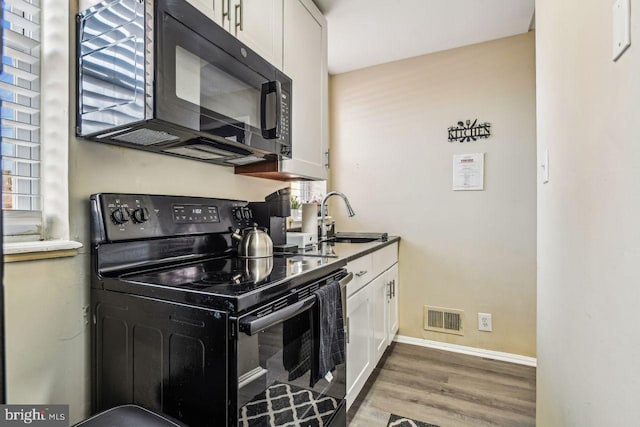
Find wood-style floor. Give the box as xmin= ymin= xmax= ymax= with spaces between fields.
xmin=347 ymin=343 xmax=536 ymax=427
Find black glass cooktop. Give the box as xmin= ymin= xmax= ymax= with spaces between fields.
xmin=122 ymin=254 xmax=336 ymax=297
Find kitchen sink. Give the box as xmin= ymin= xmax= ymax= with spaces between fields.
xmin=283 ymin=232 xmax=389 ymax=258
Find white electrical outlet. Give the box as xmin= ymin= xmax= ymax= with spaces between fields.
xmin=478 ymin=313 xmax=492 ymax=332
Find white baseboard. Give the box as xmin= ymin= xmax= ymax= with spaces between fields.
xmin=394 ymin=335 xmax=537 ymax=367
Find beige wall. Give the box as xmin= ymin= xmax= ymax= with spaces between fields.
xmin=536 ymin=0 xmax=640 ymax=424
xmin=3 ymin=6 xmax=285 ymax=423
xmin=330 ymin=33 xmax=537 ymax=356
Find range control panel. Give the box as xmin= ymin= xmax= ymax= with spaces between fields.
xmin=172 ymin=204 xmax=220 ymax=224
xmin=92 ymin=193 xmax=249 ymax=242
xmin=231 ymin=206 xmax=254 ymax=229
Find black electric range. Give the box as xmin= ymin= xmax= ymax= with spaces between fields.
xmin=90 ymin=193 xmax=349 ymax=427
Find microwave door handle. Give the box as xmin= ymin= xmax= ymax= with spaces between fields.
xmin=240 ymin=294 xmax=315 ymax=336
xmin=260 ymin=80 xmax=282 ymax=139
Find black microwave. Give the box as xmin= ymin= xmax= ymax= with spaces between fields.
xmin=77 ymin=0 xmax=292 ymax=166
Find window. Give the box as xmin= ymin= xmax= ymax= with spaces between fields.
xmin=1 ymin=0 xmax=78 ymax=254
xmin=1 ymin=0 xmax=42 ymax=241
xmin=290 ymin=181 xmax=327 ymax=206
xmin=289 ymin=181 xmax=326 ymax=222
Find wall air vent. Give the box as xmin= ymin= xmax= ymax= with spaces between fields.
xmin=424 ymin=306 xmax=464 ymax=336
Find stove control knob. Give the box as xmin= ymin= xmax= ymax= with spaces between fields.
xmin=111 ymin=207 xmax=130 ymax=224
xmin=233 ymin=208 xmax=243 ymax=221
xmin=238 ymin=206 xmax=251 ymax=220
xmin=132 ymin=207 xmax=150 ymax=224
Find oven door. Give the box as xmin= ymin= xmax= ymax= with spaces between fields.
xmin=232 ymin=272 xmax=352 ymax=427
xmin=155 ymin=0 xmax=291 ymax=158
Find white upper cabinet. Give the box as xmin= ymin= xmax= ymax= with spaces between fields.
xmin=184 ymin=0 xmax=283 ymax=67
xmin=229 ymin=0 xmax=284 ymax=68
xmin=281 ymin=0 xmax=328 ymax=180
xmin=186 ymin=0 xmax=220 ymax=23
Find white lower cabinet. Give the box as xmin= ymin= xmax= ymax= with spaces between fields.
xmin=386 ymin=263 xmax=399 ymax=346
xmin=345 ymin=242 xmax=399 ymax=409
xmin=371 ymin=273 xmax=389 ymax=363
xmin=345 ymin=281 xmax=372 ymax=407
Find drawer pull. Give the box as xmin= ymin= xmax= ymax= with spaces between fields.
xmin=355 ymin=270 xmax=368 ymax=277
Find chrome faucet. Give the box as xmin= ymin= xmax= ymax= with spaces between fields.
xmin=320 ymin=191 xmax=355 ymax=241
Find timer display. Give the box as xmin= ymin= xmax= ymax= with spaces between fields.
xmin=172 ymin=204 xmax=220 ymax=224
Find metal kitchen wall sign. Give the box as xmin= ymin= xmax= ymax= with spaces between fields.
xmin=448 ymin=119 xmax=491 ymax=143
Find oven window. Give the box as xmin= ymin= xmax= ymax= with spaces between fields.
xmin=237 ymin=311 xmax=345 ymax=426
xmin=175 ymin=45 xmax=260 ymax=130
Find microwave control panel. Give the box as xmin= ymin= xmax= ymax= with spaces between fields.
xmin=278 ymin=89 xmax=292 ymax=157
xmin=281 ymin=92 xmax=290 ymax=139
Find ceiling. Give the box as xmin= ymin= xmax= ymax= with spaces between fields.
xmin=312 ymin=0 xmax=535 ymax=75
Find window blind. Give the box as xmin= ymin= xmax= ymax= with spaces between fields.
xmin=1 ymin=0 xmax=41 ymax=237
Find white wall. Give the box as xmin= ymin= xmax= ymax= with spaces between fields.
xmin=330 ymin=33 xmax=537 ymax=356
xmin=536 ymin=0 xmax=640 ymax=425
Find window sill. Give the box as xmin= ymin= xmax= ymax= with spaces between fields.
xmin=3 ymin=240 xmax=83 ymax=263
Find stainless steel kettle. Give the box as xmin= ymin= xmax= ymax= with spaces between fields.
xmin=231 ymin=224 xmax=273 ymax=258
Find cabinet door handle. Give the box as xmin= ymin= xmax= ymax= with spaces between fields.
xmin=386 ymin=282 xmax=392 ymax=299
xmin=235 ymin=0 xmax=243 ymax=34
xmin=355 ymin=270 xmax=367 ymax=277
xmin=392 ymin=279 xmax=396 ymax=298
xmin=222 ymin=0 xmax=230 ymax=23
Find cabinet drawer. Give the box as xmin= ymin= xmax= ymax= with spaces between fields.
xmin=346 ymin=254 xmax=373 ymax=297
xmin=371 ymin=242 xmax=398 ymax=279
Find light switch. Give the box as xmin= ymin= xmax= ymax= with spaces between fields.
xmin=541 ymin=149 xmax=549 ymax=184
xmin=613 ymin=0 xmax=631 ymax=61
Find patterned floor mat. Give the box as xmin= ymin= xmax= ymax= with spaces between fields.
xmin=239 ymin=382 xmax=339 ymax=426
xmin=387 ymin=413 xmax=440 ymax=427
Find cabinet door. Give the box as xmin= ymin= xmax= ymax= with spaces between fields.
xmin=282 ymin=0 xmax=328 ymax=180
xmin=187 ymin=0 xmax=220 ymax=23
xmin=387 ymin=263 xmax=399 ymax=345
xmin=230 ymin=0 xmax=283 ymax=68
xmin=346 ymin=287 xmax=372 ymax=410
xmin=371 ymin=273 xmax=389 ymax=364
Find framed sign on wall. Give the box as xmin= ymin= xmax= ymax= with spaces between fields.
xmin=453 ymin=153 xmax=484 ymax=191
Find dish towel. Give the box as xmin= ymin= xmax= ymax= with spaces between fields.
xmin=282 ymin=312 xmax=312 ymax=381
xmin=312 ymin=280 xmax=345 ymax=385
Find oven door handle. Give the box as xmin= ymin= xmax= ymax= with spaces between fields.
xmin=240 ymin=295 xmax=316 ymax=336
xmin=339 ymin=272 xmax=353 ymax=290
xmin=339 ymin=272 xmax=353 ymax=326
